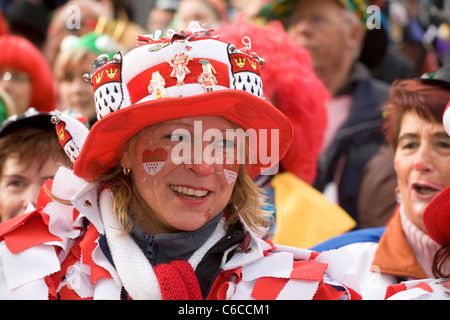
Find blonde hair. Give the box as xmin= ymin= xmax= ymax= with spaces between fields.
xmin=95 ymin=162 xmax=269 ymax=235
xmin=54 ymin=47 xmax=98 ymax=82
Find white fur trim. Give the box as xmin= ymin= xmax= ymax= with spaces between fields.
xmin=99 ymin=188 xmax=162 ymax=300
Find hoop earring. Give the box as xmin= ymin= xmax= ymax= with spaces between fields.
xmin=123 ymin=167 xmax=131 ymax=176
xmin=395 ymin=187 xmax=402 ymax=203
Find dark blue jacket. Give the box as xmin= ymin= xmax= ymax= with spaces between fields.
xmin=314 ymin=63 xmax=390 ymax=224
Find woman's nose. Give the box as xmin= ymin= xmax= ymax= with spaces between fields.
xmin=413 ymin=146 xmax=434 ymax=172
xmin=185 ymin=161 xmax=214 ymax=176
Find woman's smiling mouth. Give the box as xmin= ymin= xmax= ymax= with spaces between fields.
xmin=169 ymin=185 xmax=210 ymax=199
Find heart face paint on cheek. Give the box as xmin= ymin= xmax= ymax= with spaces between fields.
xmin=223 ymin=163 xmax=239 ymax=185
xmin=142 ymin=148 xmax=168 ymax=176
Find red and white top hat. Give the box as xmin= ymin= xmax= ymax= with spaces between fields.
xmin=74 ymin=22 xmax=293 ymax=181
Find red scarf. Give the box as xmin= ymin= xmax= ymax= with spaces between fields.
xmin=153 ymin=260 xmax=203 ymax=300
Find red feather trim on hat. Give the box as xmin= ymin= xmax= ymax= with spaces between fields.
xmin=216 ymin=18 xmax=329 ymax=184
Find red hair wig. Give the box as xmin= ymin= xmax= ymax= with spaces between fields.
xmin=0 ymin=35 xmax=56 ymax=112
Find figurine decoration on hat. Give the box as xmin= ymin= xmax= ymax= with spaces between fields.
xmin=167 ymin=51 xmax=193 ymax=86
xmin=197 ymin=59 xmax=217 ymax=92
xmin=148 ymin=71 xmax=169 ymax=99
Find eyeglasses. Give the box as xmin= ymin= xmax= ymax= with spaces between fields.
xmin=0 ymin=70 xmax=30 ymax=82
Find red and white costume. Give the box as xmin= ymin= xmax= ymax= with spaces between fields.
xmin=0 ymin=23 xmax=362 ymax=300
xmin=0 ymin=166 xmax=362 ymax=300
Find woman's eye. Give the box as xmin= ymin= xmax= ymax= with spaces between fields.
xmin=399 ymin=138 xmax=419 ymax=150
xmin=167 ymin=133 xmax=188 ymax=142
xmin=170 ymin=134 xmax=184 ymax=141
xmin=403 ymin=142 xmax=418 ymax=149
xmin=167 ymin=128 xmax=191 ymax=143
xmin=4 ymin=178 xmax=26 ymax=190
xmin=217 ymin=139 xmax=235 ymax=149
xmin=437 ymin=138 xmax=450 ymax=148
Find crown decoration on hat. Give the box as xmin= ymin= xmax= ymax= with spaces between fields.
xmin=82 ymin=21 xmax=267 ymax=122
xmin=83 ymin=51 xmax=125 ymax=119
xmin=51 ymin=110 xmax=90 ymax=163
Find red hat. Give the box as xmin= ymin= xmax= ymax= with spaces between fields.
xmin=423 ymin=186 xmax=450 ymax=246
xmin=0 ymin=35 xmax=56 ymax=112
xmin=74 ymin=23 xmax=294 ymax=181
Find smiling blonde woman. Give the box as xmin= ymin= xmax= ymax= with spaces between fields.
xmin=0 ymin=23 xmax=361 ymax=300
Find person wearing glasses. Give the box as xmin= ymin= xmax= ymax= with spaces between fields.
xmin=0 ymin=35 xmax=56 ymax=115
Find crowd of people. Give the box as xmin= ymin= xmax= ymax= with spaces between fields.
xmin=0 ymin=0 xmax=448 ymax=300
